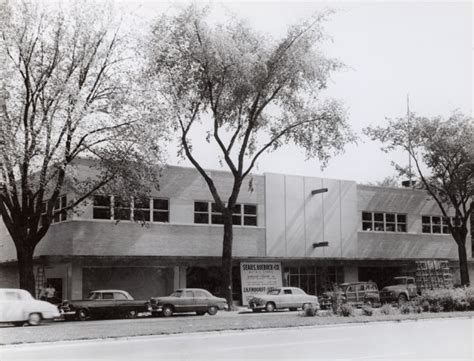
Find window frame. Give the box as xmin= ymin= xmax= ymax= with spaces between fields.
xmin=193 ymin=201 xmax=258 ymax=227
xmin=361 ymin=211 xmax=407 ymax=233
xmin=421 ymin=215 xmax=458 ymax=235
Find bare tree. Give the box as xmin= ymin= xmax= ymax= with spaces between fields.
xmin=145 ymin=6 xmax=355 ymax=305
xmin=0 ymin=0 xmax=166 ymax=295
xmin=365 ymin=112 xmax=474 ymax=286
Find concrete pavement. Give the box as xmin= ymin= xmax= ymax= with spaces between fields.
xmin=1 ymin=316 xmax=473 ymax=360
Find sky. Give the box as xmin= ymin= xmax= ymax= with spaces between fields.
xmin=130 ymin=0 xmax=472 ymax=184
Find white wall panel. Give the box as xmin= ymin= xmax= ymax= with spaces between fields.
xmin=265 ymin=174 xmax=286 ymax=256
xmin=285 ymin=176 xmax=306 ymax=257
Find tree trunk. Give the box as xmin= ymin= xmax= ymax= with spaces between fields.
xmin=221 ymin=212 xmax=233 ymax=310
xmin=456 ymin=241 xmax=470 ymax=286
xmin=17 ymin=246 xmax=36 ymax=297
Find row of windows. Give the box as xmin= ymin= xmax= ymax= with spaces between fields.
xmin=40 ymin=195 xmax=68 ymax=224
xmin=92 ymin=196 xmax=258 ymax=227
xmin=362 ymin=212 xmax=461 ymax=234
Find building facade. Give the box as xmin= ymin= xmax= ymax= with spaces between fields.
xmin=0 ymin=164 xmax=472 ymax=303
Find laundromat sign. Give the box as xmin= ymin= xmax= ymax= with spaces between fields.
xmin=240 ymin=262 xmax=282 ymax=306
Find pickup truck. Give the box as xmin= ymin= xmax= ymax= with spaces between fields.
xmin=379 ymin=277 xmax=419 ymax=305
xmin=59 ymin=289 xmax=151 ymax=321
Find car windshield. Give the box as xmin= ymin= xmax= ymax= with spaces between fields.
xmin=267 ymin=289 xmax=280 ymax=295
xmin=170 ymin=290 xmax=183 ymax=297
xmin=394 ymin=278 xmax=407 ymax=285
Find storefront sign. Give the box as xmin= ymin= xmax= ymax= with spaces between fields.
xmin=240 ymin=262 xmax=282 ymax=306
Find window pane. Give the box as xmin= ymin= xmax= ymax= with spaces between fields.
xmin=397 ymin=214 xmax=406 ymax=223
xmin=374 ymin=222 xmax=384 ymax=231
xmin=93 ymin=208 xmax=111 ymax=219
xmin=386 ymin=214 xmax=395 ymax=222
xmin=135 ymin=198 xmax=150 ymax=209
xmin=232 ymin=204 xmax=241 ymax=214
xmin=134 ymin=210 xmax=150 ymax=222
xmin=54 ymin=198 xmax=60 ymax=210
xmin=211 ymin=214 xmax=224 ymax=224
xmin=422 ymin=225 xmax=431 ymax=233
xmin=94 ymin=195 xmax=110 ymax=207
xmin=432 ymin=216 xmax=441 ymax=225
xmin=442 ymin=217 xmax=450 ymax=226
xmin=53 ymin=212 xmax=60 ymax=223
xmin=374 ymin=213 xmax=383 ymax=222
xmin=432 ymin=225 xmax=441 ymax=233
xmin=115 ymin=208 xmax=130 ymax=220
xmin=362 ymin=222 xmax=372 ymax=231
xmin=153 ymin=211 xmax=169 ymax=223
xmin=397 ymin=224 xmax=407 ymax=232
xmin=244 ymin=204 xmax=257 ymax=215
xmin=442 ymin=225 xmax=449 ymax=234
xmin=386 ymin=223 xmax=395 ymax=232
xmin=61 ymin=196 xmax=67 ymax=209
xmin=422 ymin=216 xmax=430 ymax=224
xmin=194 ymin=213 xmax=209 ymax=224
xmin=194 ymin=202 xmax=208 ymax=212
xmin=244 ymin=216 xmax=257 ymax=226
xmin=61 ymin=210 xmax=67 ymax=221
xmin=232 ymin=215 xmax=242 ymax=225
xmin=114 ymin=197 xmax=130 ymax=208
xmin=211 ymin=203 xmax=221 ymax=213
xmin=362 ymin=212 xmax=372 ymax=221
xmin=153 ymin=199 xmax=168 ymax=210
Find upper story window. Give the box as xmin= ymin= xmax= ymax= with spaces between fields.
xmin=92 ymin=195 xmax=169 ymax=223
xmin=422 ymin=215 xmax=459 ymax=234
xmin=41 ymin=195 xmax=68 ymax=224
xmin=362 ymin=212 xmax=407 ymax=232
xmin=194 ymin=201 xmax=257 ymax=227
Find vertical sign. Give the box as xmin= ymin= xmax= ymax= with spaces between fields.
xmin=240 ymin=262 xmax=282 ymax=306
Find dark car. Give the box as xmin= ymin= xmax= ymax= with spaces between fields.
xmin=149 ymin=288 xmax=228 ymax=317
xmin=319 ymin=281 xmax=380 ymax=309
xmin=59 ymin=290 xmax=150 ymax=321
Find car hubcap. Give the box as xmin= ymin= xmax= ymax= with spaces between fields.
xmin=28 ymin=313 xmax=41 ymax=326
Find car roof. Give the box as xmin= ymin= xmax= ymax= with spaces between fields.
xmin=339 ymin=282 xmax=376 ymax=286
xmin=176 ymin=288 xmax=211 ymax=292
xmin=89 ymin=290 xmax=129 ymax=293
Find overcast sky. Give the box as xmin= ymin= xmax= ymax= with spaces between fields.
xmin=132 ymin=0 xmax=472 ymax=184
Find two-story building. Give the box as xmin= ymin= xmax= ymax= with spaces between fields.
xmin=0 ymin=161 xmax=472 ymax=303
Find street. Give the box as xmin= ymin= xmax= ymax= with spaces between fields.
xmin=1 ymin=317 xmax=473 ymax=360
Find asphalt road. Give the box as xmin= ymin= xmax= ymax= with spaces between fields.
xmin=1 ymin=317 xmax=473 ymax=360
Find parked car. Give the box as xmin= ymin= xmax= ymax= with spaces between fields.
xmin=380 ymin=276 xmax=419 ymax=305
xmin=247 ymin=287 xmax=319 ymax=312
xmin=149 ymin=288 xmax=227 ymax=317
xmin=319 ymin=281 xmax=380 ymax=309
xmin=0 ymin=288 xmax=61 ymax=326
xmin=59 ymin=289 xmax=150 ymax=321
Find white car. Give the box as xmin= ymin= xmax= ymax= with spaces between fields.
xmin=0 ymin=288 xmax=61 ymax=326
xmin=247 ymin=287 xmax=320 ymax=312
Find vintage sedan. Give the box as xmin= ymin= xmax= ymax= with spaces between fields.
xmin=247 ymin=287 xmax=319 ymax=312
xmin=60 ymin=289 xmax=150 ymax=321
xmin=0 ymin=288 xmax=61 ymax=326
xmin=149 ymin=288 xmax=227 ymax=317
xmin=319 ymin=281 xmax=381 ymax=309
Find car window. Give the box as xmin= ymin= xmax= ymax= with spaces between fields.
xmin=356 ymin=284 xmax=364 ymax=291
xmin=114 ymin=292 xmax=128 ymax=300
xmin=88 ymin=292 xmax=101 ymax=300
xmin=347 ymin=286 xmax=355 ymax=292
xmin=194 ymin=290 xmax=206 ymax=298
xmin=293 ymin=288 xmax=305 ymax=295
xmin=102 ymin=293 xmax=114 ymax=300
xmin=283 ymin=289 xmax=292 ymax=295
xmin=170 ymin=290 xmax=183 ymax=297
xmin=407 ymin=279 xmax=415 ymax=285
xmin=184 ymin=291 xmax=194 ymax=298
xmin=267 ymin=289 xmax=280 ymax=295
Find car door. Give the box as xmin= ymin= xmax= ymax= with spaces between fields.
xmin=175 ymin=290 xmax=194 ymax=313
xmin=113 ymin=291 xmax=130 ymax=314
xmin=193 ymin=290 xmax=208 ymax=312
xmin=345 ymin=285 xmax=357 ymax=304
xmin=99 ymin=292 xmax=115 ymax=317
xmin=0 ymin=290 xmax=23 ymax=322
xmin=407 ymin=278 xmax=417 ymax=298
xmin=282 ymin=288 xmax=294 ymax=308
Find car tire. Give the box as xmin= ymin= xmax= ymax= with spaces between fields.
xmin=265 ymin=302 xmax=276 ymax=312
xmin=302 ymin=303 xmax=311 ymax=311
xmin=196 ymin=311 xmax=205 ymax=316
xmin=76 ymin=309 xmax=89 ymax=321
xmin=207 ymin=306 xmax=218 ymax=316
xmin=398 ymin=294 xmax=408 ymax=305
xmin=27 ymin=313 xmax=41 ymax=326
xmin=252 ymin=309 xmax=262 ymax=313
xmin=364 ymin=299 xmax=374 ymax=308
xmin=162 ymin=305 xmax=173 ymax=317
xmin=289 ymin=308 xmax=297 ymax=312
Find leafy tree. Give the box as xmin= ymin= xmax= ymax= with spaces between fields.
xmin=0 ymin=1 xmax=166 ymax=295
xmin=365 ymin=112 xmax=474 ymax=286
xmin=367 ymin=175 xmax=401 ymax=187
xmin=145 ymin=6 xmax=354 ymax=305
